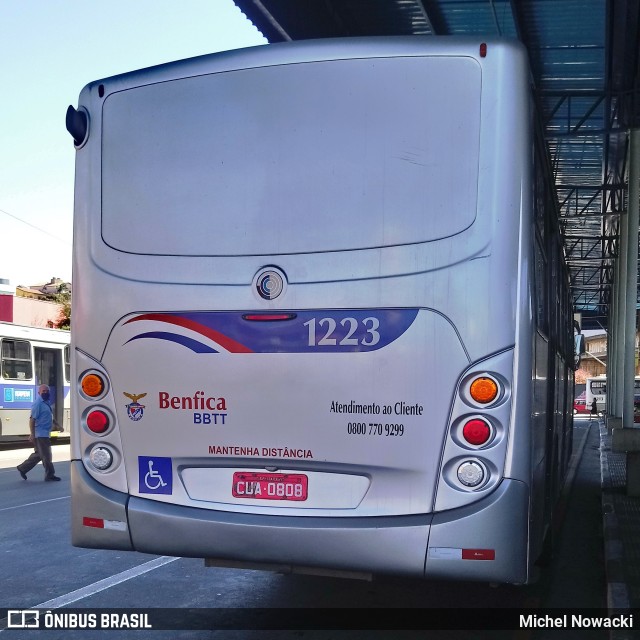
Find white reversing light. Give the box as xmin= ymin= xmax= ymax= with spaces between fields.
xmin=90 ymin=446 xmax=113 ymax=471
xmin=457 ymin=461 xmax=485 ymax=487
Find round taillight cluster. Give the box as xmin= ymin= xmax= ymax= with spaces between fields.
xmin=80 ymin=370 xmax=116 ymax=471
xmin=450 ymin=373 xmax=504 ymax=491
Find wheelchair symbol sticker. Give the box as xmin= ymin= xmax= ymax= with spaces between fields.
xmin=138 ymin=456 xmax=172 ymax=494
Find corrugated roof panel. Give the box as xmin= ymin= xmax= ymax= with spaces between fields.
xmin=433 ymin=0 xmax=517 ymax=37
xmin=342 ymin=0 xmax=432 ymax=35
xmin=521 ymin=0 xmax=606 ymax=46
xmin=519 ymin=0 xmax=607 ymax=94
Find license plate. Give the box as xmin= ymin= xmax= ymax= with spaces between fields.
xmin=232 ymin=472 xmax=308 ymax=501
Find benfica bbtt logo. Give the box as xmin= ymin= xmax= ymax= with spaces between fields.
xmin=124 ymin=392 xmax=147 ymax=421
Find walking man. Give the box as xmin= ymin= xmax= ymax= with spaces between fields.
xmin=17 ymin=384 xmax=61 ymax=481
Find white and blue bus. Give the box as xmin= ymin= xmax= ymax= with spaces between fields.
xmin=585 ymin=375 xmax=640 ymax=416
xmin=0 ymin=322 xmax=70 ymax=442
xmin=67 ymin=37 xmax=575 ymax=585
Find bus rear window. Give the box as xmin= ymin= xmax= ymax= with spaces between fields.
xmin=1 ymin=339 xmax=33 ymax=380
xmin=101 ymin=56 xmax=481 ymax=257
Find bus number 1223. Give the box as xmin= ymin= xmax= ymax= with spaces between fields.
xmin=303 ymin=317 xmax=380 ymax=347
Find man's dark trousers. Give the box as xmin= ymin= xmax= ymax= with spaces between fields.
xmin=17 ymin=438 xmax=55 ymax=479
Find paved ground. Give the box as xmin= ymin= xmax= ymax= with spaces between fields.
xmin=600 ymin=420 xmax=640 ymax=621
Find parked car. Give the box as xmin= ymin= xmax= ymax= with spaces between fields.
xmin=573 ymin=392 xmax=588 ymax=414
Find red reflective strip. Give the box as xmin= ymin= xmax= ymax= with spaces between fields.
xmin=462 ymin=549 xmax=495 ymax=560
xmin=83 ymin=517 xmax=104 ymax=529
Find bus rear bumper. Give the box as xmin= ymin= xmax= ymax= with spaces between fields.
xmin=426 ymin=478 xmax=529 ymax=584
xmin=71 ymin=461 xmax=133 ymax=550
xmin=128 ymin=496 xmax=432 ymax=578
xmin=72 ymin=461 xmax=529 ymax=582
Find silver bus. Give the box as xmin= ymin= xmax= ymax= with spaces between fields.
xmin=0 ymin=322 xmax=70 ymax=441
xmin=67 ymin=37 xmax=575 ymax=584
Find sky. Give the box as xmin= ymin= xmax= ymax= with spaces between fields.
xmin=0 ymin=0 xmax=266 ymax=288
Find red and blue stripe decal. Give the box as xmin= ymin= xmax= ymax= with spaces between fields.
xmin=124 ymin=310 xmax=419 ymax=354
xmin=124 ymin=313 xmax=252 ymax=353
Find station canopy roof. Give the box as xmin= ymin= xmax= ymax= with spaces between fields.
xmin=233 ymin=0 xmax=640 ymax=330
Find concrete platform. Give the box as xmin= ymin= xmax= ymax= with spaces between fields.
xmin=600 ymin=419 xmax=640 ymax=639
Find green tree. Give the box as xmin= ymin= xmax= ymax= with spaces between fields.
xmin=52 ymin=283 xmax=71 ymax=330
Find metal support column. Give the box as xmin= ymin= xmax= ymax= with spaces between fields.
xmin=612 ymin=129 xmax=640 ymax=495
xmin=614 ymin=207 xmax=628 ymax=419
xmin=623 ymin=128 xmax=639 ymax=428
xmin=608 ymin=246 xmax=620 ymax=419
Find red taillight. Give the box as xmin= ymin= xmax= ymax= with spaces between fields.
xmin=462 ymin=419 xmax=491 ymax=446
xmin=242 ymin=313 xmax=296 ymax=322
xmin=86 ymin=409 xmax=109 ymax=433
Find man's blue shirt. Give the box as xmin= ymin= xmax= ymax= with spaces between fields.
xmin=31 ymin=395 xmax=53 ymax=438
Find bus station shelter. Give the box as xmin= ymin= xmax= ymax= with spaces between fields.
xmin=234 ymin=0 xmax=640 ymax=436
